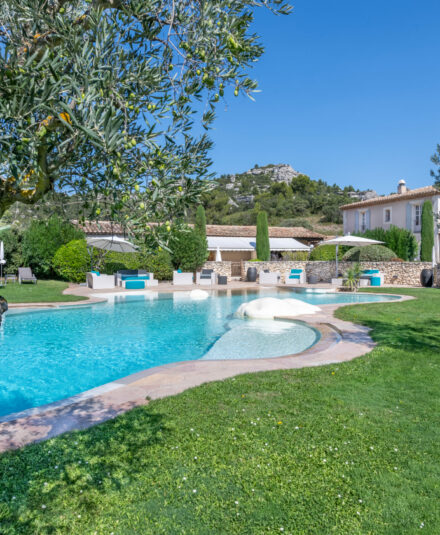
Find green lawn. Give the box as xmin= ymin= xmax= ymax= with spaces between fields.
xmin=0 ymin=280 xmax=86 ymax=303
xmin=1 ymin=288 xmax=439 ymax=534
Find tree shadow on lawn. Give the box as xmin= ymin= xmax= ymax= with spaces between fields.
xmin=356 ymin=317 xmax=440 ymax=353
xmin=0 ymin=400 xmax=171 ymax=531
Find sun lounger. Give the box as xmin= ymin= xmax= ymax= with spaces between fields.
xmin=18 ymin=267 xmax=37 ymax=284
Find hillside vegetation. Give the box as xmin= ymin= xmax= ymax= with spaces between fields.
xmin=200 ymin=164 xmax=363 ymax=232
xmin=0 ymin=164 xmax=363 ymax=236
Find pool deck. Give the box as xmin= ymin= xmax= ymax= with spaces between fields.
xmin=0 ymin=283 xmax=412 ymax=452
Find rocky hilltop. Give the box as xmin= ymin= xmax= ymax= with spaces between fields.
xmin=247 ymin=164 xmax=300 ymax=184
xmin=217 ymin=163 xmax=303 ymax=206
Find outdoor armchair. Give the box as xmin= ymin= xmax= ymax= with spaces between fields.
xmin=285 ymin=269 xmax=306 ymax=285
xmin=87 ymin=272 xmax=115 ymax=290
xmin=196 ymin=269 xmax=217 ymax=286
xmin=259 ymin=270 xmax=281 ymax=285
xmin=18 ymin=267 xmax=37 ymax=284
xmin=173 ymin=271 xmax=194 ymax=285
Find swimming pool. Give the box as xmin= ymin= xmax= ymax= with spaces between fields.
xmin=0 ymin=288 xmax=399 ymax=418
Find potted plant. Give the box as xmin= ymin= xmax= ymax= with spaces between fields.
xmin=342 ymin=263 xmax=361 ymax=292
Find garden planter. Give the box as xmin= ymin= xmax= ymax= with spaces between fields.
xmin=246 ymin=267 xmax=257 ymax=282
xmin=420 ymin=268 xmax=433 ymax=288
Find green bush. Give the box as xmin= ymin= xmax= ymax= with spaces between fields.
xmin=256 ymin=211 xmax=270 ymax=261
xmin=281 ymin=251 xmax=309 ymax=261
xmin=101 ymin=252 xmax=142 ymax=274
xmin=0 ymin=226 xmax=25 ymax=272
xmin=421 ymin=201 xmax=434 ymax=262
xmin=52 ymin=240 xmax=90 ymax=283
xmin=140 ymin=249 xmax=173 ymax=280
xmin=170 ymin=229 xmax=208 ymax=272
xmin=309 ymin=244 xmax=346 ymax=261
xmin=342 ymin=244 xmax=397 ymax=262
xmin=357 ymin=226 xmax=418 ymax=261
xmin=22 ymin=216 xmax=84 ymax=277
xmin=278 ymin=218 xmax=313 ymax=230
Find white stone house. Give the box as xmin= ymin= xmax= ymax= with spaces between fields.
xmin=340 ymin=180 xmax=440 ymax=260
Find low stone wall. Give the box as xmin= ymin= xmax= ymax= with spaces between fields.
xmin=202 ymin=261 xmax=232 ymax=278
xmin=241 ymin=260 xmax=433 ymax=286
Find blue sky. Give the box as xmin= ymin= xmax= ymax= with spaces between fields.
xmin=209 ymin=0 xmax=440 ymax=194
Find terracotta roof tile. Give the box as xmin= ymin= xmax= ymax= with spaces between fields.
xmin=71 ymin=220 xmax=126 ymax=235
xmin=204 ymin=225 xmax=324 ymax=239
xmin=340 ymin=186 xmax=439 ymax=210
xmin=72 ymin=220 xmax=324 ymax=240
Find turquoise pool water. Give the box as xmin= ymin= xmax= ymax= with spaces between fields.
xmin=0 ymin=289 xmax=399 ymax=418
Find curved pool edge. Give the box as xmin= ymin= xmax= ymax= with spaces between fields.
xmin=0 ymin=291 xmax=411 ymax=452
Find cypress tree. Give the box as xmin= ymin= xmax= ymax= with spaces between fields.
xmin=256 ymin=211 xmax=270 ymax=261
xmin=420 ymin=201 xmax=434 ymax=261
xmin=195 ymin=205 xmax=207 ymax=239
xmin=194 ymin=205 xmax=208 ymax=262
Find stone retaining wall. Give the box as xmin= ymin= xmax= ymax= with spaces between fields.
xmin=241 ymin=260 xmax=433 ymax=286
xmin=203 ymin=261 xmax=232 ymax=278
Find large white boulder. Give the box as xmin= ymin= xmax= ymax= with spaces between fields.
xmin=236 ymin=297 xmax=320 ymax=319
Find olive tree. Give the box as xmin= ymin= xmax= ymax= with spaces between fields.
xmin=0 ymin=0 xmax=291 ymax=248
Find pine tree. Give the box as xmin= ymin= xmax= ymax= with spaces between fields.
xmin=256 ymin=211 xmax=270 ymax=261
xmin=420 ymin=201 xmax=434 ymax=261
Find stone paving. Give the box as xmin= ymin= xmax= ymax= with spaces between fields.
xmin=0 ymin=282 xmax=411 ymax=452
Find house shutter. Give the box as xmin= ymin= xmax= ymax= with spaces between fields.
xmin=366 ymin=209 xmax=371 ymax=230
xmin=355 ymin=211 xmax=359 ymax=233
xmin=406 ymin=203 xmax=412 ymax=230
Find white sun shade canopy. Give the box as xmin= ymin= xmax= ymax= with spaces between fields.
xmin=322 ymin=235 xmax=384 ymax=247
xmin=207 ymin=236 xmax=309 ymax=252
xmin=86 ymin=236 xmax=138 ymax=253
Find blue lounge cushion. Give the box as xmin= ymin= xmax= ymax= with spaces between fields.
xmin=121 ymin=274 xmax=150 ymax=281
xmin=125 ymin=280 xmax=145 ymax=290
xmin=370 ymin=276 xmax=381 ymax=286
xmin=290 ymin=269 xmax=303 ymax=274
xmin=177 ymin=269 xmax=182 ymax=273
xmin=91 ymin=270 xmax=100 ymax=276
xmin=289 ymin=275 xmax=300 ymax=279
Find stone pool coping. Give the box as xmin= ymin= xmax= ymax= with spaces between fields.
xmin=0 ymin=290 xmax=413 ymax=452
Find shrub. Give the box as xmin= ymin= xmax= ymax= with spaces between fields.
xmin=170 ymin=229 xmax=208 ymax=272
xmin=256 ymin=211 xmax=270 ymax=261
xmin=281 ymin=251 xmax=309 ymax=261
xmin=22 ymin=216 xmax=84 ymax=277
xmin=357 ymin=226 xmax=418 ymax=261
xmin=140 ymin=249 xmax=173 ymax=280
xmin=421 ymin=201 xmax=434 ymax=262
xmin=309 ymin=244 xmax=346 ymax=261
xmin=278 ymin=218 xmax=313 ymax=230
xmin=101 ymin=252 xmax=142 ymax=275
xmin=52 ymin=240 xmax=90 ymax=283
xmin=342 ymin=244 xmax=397 ymax=262
xmin=0 ymin=227 xmax=25 ymax=272
xmin=321 ymin=203 xmax=343 ymax=224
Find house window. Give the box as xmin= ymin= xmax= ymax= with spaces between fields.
xmin=360 ymin=211 xmax=367 ymax=232
xmin=384 ymin=208 xmax=391 ymax=223
xmin=414 ymin=204 xmax=421 ymax=229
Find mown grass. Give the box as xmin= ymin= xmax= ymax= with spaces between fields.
xmin=0 ymin=280 xmax=85 ymax=303
xmin=0 ymin=288 xmax=439 ymax=534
